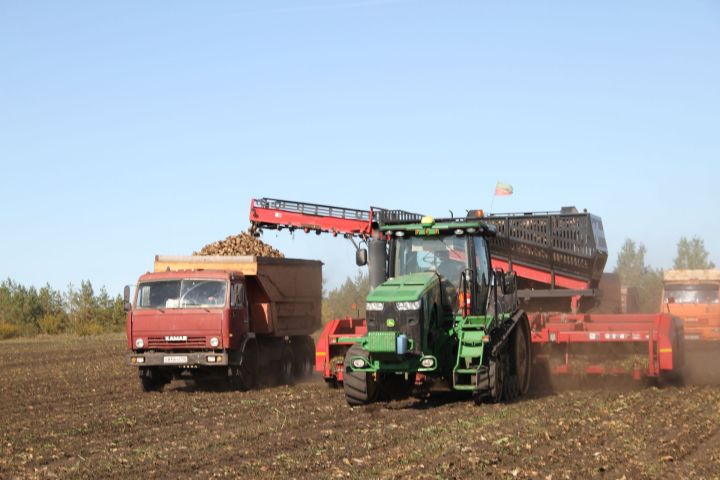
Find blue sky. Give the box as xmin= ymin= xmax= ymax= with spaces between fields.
xmin=1 ymin=0 xmax=718 ymax=295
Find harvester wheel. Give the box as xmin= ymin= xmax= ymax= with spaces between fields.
xmin=343 ymin=344 xmax=378 ymax=406
xmin=139 ymin=367 xmax=166 ymax=392
xmin=231 ymin=340 xmax=258 ymax=391
xmin=512 ymin=316 xmax=532 ymax=396
xmin=278 ymin=344 xmax=295 ymax=385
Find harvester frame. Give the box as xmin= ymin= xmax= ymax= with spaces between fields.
xmin=249 ymin=197 xmax=685 ymax=399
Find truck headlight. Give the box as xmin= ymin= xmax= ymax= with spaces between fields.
xmin=396 ymin=300 xmax=421 ymax=311
xmin=366 ymin=302 xmax=384 ymax=311
xmin=210 ymin=337 xmax=219 ymax=347
xmin=135 ymin=338 xmax=144 ymax=349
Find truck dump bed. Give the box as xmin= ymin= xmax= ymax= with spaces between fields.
xmin=154 ymin=255 xmax=322 ymax=337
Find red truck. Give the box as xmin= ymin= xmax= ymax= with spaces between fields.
xmin=125 ymin=255 xmax=322 ymax=392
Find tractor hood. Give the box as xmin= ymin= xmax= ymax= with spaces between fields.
xmin=367 ymin=272 xmax=438 ymax=302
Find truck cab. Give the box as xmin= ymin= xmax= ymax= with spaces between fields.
xmin=129 ymin=270 xmax=248 ymax=357
xmin=127 ymin=270 xmax=251 ymax=391
xmin=662 ymin=269 xmax=720 ymax=342
xmin=126 ymin=255 xmax=322 ymax=392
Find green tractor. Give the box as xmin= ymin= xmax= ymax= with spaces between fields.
xmin=345 ymin=214 xmax=532 ymax=406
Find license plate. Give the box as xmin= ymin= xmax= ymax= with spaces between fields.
xmin=163 ymin=355 xmax=188 ymax=364
xmin=684 ymin=335 xmax=700 ymax=341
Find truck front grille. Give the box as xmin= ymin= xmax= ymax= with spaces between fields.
xmin=146 ymin=336 xmax=206 ymax=349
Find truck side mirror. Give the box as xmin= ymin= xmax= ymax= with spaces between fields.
xmin=123 ymin=285 xmax=132 ymax=312
xmin=356 ymin=248 xmax=368 ymax=266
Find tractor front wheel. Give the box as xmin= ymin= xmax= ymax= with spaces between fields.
xmin=343 ymin=344 xmax=378 ymax=406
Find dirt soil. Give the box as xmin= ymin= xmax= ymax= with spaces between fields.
xmin=1 ymin=335 xmax=719 ymax=479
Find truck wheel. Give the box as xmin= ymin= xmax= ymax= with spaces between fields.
xmin=344 ymin=344 xmax=377 ymax=406
xmin=278 ymin=344 xmax=294 ymax=385
xmin=230 ymin=340 xmax=258 ymax=391
xmin=292 ymin=336 xmax=314 ymax=380
xmin=512 ymin=316 xmax=532 ymax=396
xmin=139 ymin=367 xmax=166 ymax=392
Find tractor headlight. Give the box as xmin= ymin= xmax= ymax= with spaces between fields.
xmin=396 ymin=300 xmax=421 ymax=311
xmin=135 ymin=338 xmax=144 ymax=349
xmin=420 ymin=357 xmax=435 ymax=368
xmin=366 ymin=302 xmax=384 ymax=311
xmin=210 ymin=337 xmax=219 ymax=347
xmin=351 ymin=358 xmax=367 ymax=369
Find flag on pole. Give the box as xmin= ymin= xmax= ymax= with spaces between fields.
xmin=494 ymin=182 xmax=513 ymax=196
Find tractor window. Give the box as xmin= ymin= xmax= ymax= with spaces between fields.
xmin=473 ymin=237 xmax=490 ymax=289
xmin=473 ymin=236 xmax=492 ymax=314
xmin=664 ymin=284 xmax=719 ymax=304
xmin=394 ymin=235 xmax=468 ymax=288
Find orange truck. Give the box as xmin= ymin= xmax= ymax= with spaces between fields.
xmin=662 ymin=269 xmax=720 ymax=343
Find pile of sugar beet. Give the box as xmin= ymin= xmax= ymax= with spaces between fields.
xmin=194 ymin=232 xmax=283 ymax=258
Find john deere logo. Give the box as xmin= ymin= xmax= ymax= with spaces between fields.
xmin=386 ymin=318 xmax=396 ymax=328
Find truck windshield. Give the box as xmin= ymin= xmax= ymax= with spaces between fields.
xmin=394 ymin=235 xmax=467 ymax=288
xmin=664 ymin=284 xmax=719 ymax=304
xmin=136 ymin=280 xmax=228 ymax=309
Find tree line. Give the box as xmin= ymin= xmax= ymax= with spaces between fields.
xmin=0 ymin=280 xmax=125 ymax=339
xmin=0 ymin=236 xmax=713 ymax=338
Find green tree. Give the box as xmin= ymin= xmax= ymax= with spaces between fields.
xmin=322 ymin=271 xmax=370 ymax=322
xmin=614 ymin=239 xmax=663 ymax=313
xmin=673 ymin=236 xmax=715 ymax=269
xmin=0 ymin=278 xmax=124 ymax=337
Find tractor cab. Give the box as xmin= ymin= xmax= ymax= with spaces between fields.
xmin=384 ymin=216 xmax=495 ymax=317
xmin=357 ymin=216 xmax=507 ymax=360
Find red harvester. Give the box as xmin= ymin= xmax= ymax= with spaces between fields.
xmin=250 ymin=198 xmax=684 ymax=388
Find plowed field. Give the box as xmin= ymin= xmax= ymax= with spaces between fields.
xmin=1 ymin=334 xmax=719 ymax=479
